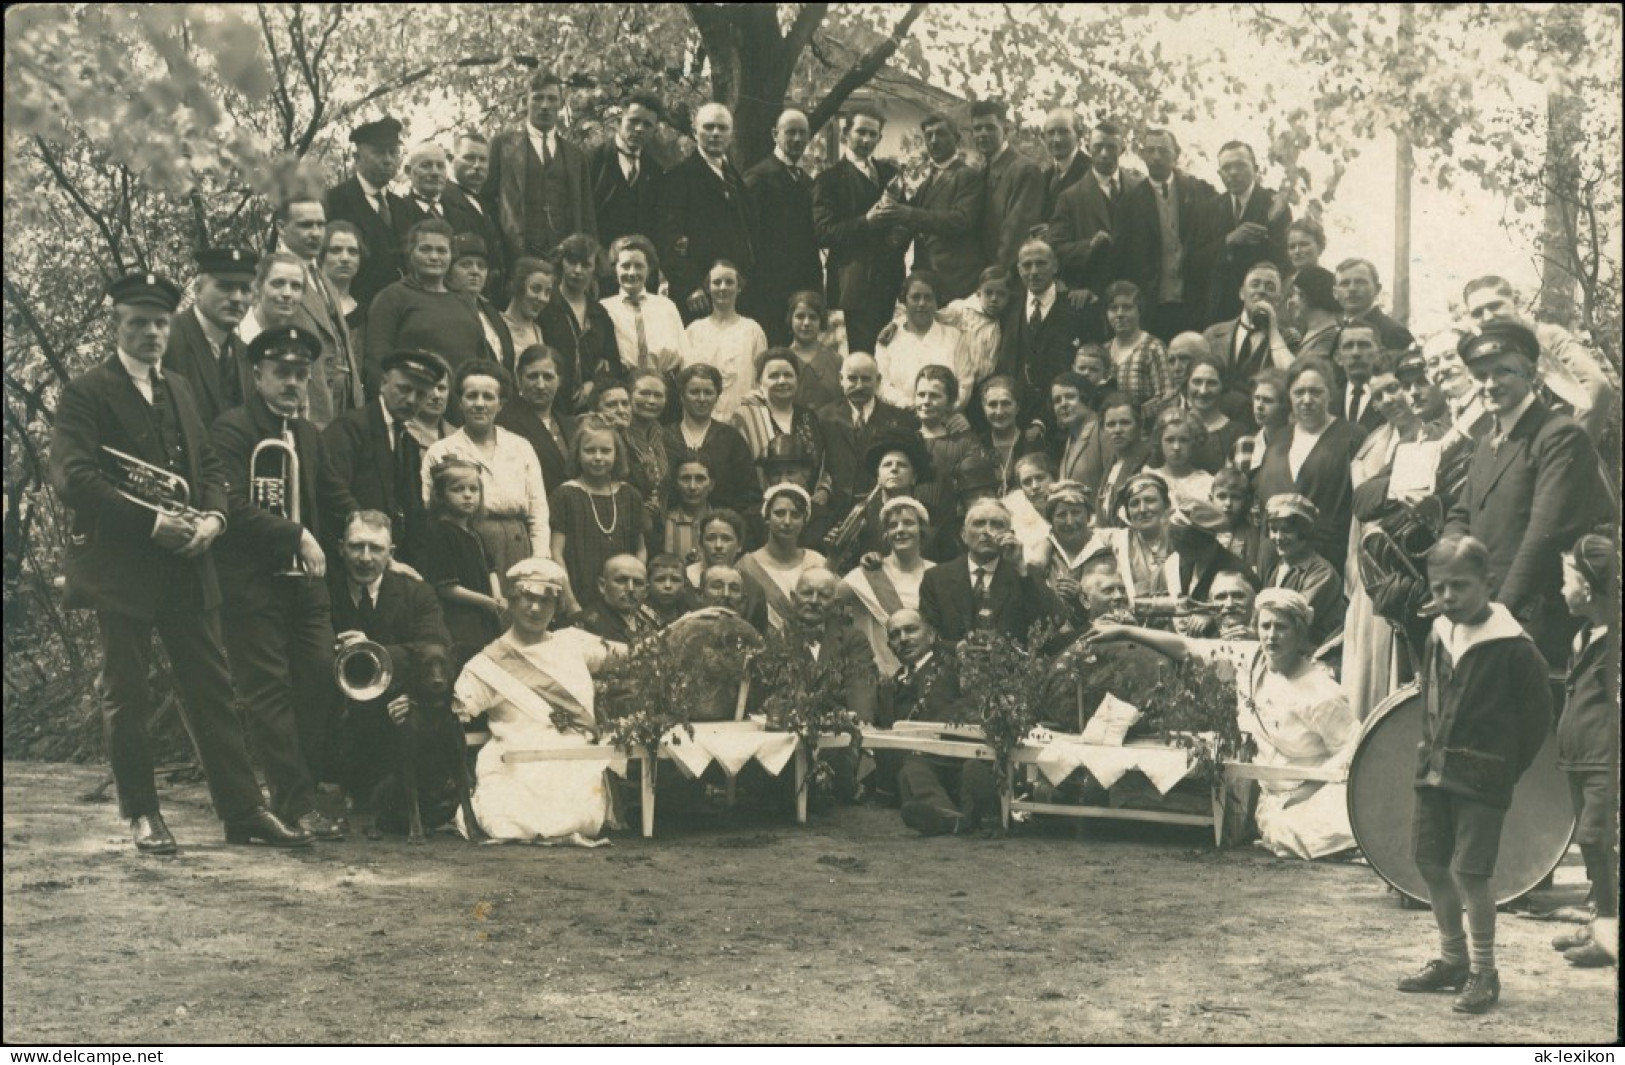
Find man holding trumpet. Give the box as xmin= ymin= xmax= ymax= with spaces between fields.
xmin=51 ymin=272 xmax=312 ymax=854
xmin=212 ymin=325 xmax=359 ymax=841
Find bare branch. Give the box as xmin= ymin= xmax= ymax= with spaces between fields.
xmin=1 ymin=278 xmax=73 ymax=389
xmin=784 ymin=2 xmax=831 ymax=61
xmin=30 ymin=138 xmax=126 ymax=272
xmin=807 ymin=2 xmax=928 ymax=134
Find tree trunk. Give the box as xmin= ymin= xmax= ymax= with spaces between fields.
xmin=1537 ymin=87 xmax=1582 ymax=326
xmin=1391 ymin=4 xmax=1414 ymax=326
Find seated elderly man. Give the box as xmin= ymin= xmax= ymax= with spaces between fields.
xmin=878 ymin=608 xmax=998 ymax=837
xmin=920 ymin=497 xmax=1064 ymax=645
xmin=576 ymin=554 xmax=662 ymax=645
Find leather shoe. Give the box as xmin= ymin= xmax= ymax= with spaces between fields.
xmin=1452 ymin=968 xmax=1500 ymax=1014
xmin=1396 ymin=958 xmax=1469 ymax=993
xmin=224 ymin=808 xmax=313 ymax=847
xmin=297 ymin=810 xmax=348 ymax=841
xmin=132 ymin=813 xmax=177 ymax=855
xmin=901 ymin=801 xmax=962 ymax=837
xmin=1564 ymin=940 xmax=1615 ymax=968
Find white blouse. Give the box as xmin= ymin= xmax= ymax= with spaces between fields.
xmin=875 ymin=321 xmax=964 ymax=409
xmin=601 ymin=291 xmax=688 ymax=375
xmin=422 ymin=427 xmax=552 ymax=557
xmin=684 ymin=315 xmax=768 ymax=422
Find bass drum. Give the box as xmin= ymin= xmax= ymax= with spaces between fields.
xmin=1347 ymin=683 xmax=1574 ymax=906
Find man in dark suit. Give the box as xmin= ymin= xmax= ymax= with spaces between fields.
xmin=444 ymin=131 xmax=505 ymax=298
xmin=920 ymin=498 xmax=1063 ymax=644
xmin=1117 ymin=129 xmax=1218 ymax=340
xmin=743 ymin=108 xmax=823 ymax=342
xmin=1443 ymin=322 xmax=1605 ymax=665
xmin=970 ymin=99 xmax=1046 ymax=272
xmin=590 ymin=94 xmax=666 ymax=259
xmin=813 ymin=103 xmax=905 ymax=354
xmin=485 ymin=71 xmax=597 ymax=265
xmin=658 ymin=102 xmax=755 ymax=322
xmin=323 ymin=116 xmax=408 ymax=310
xmin=211 ymin=326 xmax=362 ymax=841
xmin=1048 ymin=119 xmax=1139 ymax=309
xmin=1040 ymin=108 xmax=1092 ymax=219
xmin=324 ymin=349 xmax=447 ymax=570
xmin=1330 ymin=321 xmax=1389 ymax=432
xmin=1198 ymin=141 xmax=1291 ymax=326
xmin=893 ymin=112 xmax=984 ymax=304
xmin=575 ymin=554 xmax=662 ymax=645
xmin=1334 ymin=258 xmax=1415 ymax=353
xmin=50 ymin=273 xmax=310 ymax=854
xmin=817 ymin=353 xmax=920 ymax=522
xmin=164 ymin=247 xmax=256 ymax=428
xmin=995 ymin=238 xmax=1090 ymax=431
xmin=327 ymin=509 xmax=453 ymax=814
xmin=392 ymin=142 xmax=456 ymax=240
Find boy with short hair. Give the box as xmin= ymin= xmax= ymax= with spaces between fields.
xmin=1399 ymin=535 xmax=1552 ymax=1014
xmin=645 ymin=553 xmax=693 ymax=628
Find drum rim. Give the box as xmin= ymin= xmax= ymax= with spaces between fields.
xmin=1346 ymin=682 xmax=1574 ymax=907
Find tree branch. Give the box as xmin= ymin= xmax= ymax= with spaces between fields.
xmin=806 ymin=2 xmax=929 ymax=134
xmin=784 ymin=2 xmax=830 ymax=62
xmin=2 ymin=277 xmax=76 ymax=389
xmin=256 ymin=4 xmax=298 ymax=149
xmin=30 ymin=138 xmax=126 ymax=272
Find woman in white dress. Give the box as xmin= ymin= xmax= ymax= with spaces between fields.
xmin=1088 ymin=587 xmax=1359 ymax=860
xmin=874 ymin=272 xmax=963 ymax=409
xmin=454 ymin=559 xmax=621 ymax=844
xmin=843 ymin=496 xmax=935 ymax=675
xmin=684 ymin=260 xmax=768 ymax=422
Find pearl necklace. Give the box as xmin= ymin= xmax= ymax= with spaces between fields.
xmin=584 ymin=484 xmax=618 ymax=536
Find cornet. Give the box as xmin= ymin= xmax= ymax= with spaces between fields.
xmin=334 ymin=639 xmax=394 ymax=702
xmin=250 ymin=420 xmax=304 ymax=575
xmin=100 ymin=445 xmax=210 ymax=528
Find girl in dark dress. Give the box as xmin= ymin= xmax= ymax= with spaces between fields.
xmin=422 ymin=457 xmax=504 ymax=666
xmin=548 ymin=414 xmax=647 ymax=611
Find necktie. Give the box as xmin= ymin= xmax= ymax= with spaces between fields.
xmin=1348 ymin=383 xmax=1365 ymax=425
xmin=1029 ymin=296 xmax=1043 ymax=330
xmin=1233 ymin=196 xmax=1244 ymax=224
xmin=620 ymin=150 xmax=639 ymax=185
xmin=853 ymin=405 xmax=865 ymax=432
xmin=973 ymin=567 xmax=990 ymax=603
xmin=358 ymin=588 xmax=376 ymax=628
xmin=419 ymin=197 xmax=441 ymax=217
xmin=540 ymin=133 xmax=553 ymax=166
xmin=628 ymin=294 xmax=650 ymax=366
xmin=375 ymin=192 xmax=393 ymax=229
xmin=1158 ymin=181 xmax=1169 ymax=200
xmin=391 ymin=421 xmax=415 ymax=515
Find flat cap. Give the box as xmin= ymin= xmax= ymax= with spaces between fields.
xmin=107 ymin=271 xmax=181 ymax=311
xmin=1265 ymin=492 xmax=1319 ymax=525
xmin=1458 ymin=320 xmax=1539 ymax=365
xmin=1393 ymin=348 xmax=1428 ymax=382
xmin=196 ymin=246 xmax=259 ymax=277
xmin=350 ymin=116 xmax=403 ymax=147
xmin=380 ymin=349 xmax=450 ymax=384
xmin=247 ymin=325 xmax=321 ymax=365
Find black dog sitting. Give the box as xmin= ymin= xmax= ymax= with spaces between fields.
xmin=335 ymin=644 xmax=480 ymax=843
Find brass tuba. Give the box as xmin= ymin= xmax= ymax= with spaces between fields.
xmin=250 ymin=419 xmax=304 ymax=575
xmin=1358 ymin=495 xmax=1445 ymax=597
xmin=334 ymin=639 xmax=394 ymax=702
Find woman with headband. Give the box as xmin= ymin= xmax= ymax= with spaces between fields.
xmin=738 ymin=483 xmax=828 ymax=630
xmin=843 ymin=495 xmax=936 ymax=674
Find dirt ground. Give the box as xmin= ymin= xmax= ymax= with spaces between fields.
xmin=3 ymin=760 xmax=1618 ymax=1045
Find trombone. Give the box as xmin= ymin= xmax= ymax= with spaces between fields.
xmin=250 ymin=419 xmax=305 ymax=575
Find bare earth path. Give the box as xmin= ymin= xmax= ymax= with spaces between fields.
xmin=3 ymin=761 xmax=1618 ymax=1044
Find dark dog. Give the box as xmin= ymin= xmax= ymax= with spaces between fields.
xmin=336 ymin=644 xmax=480 ymax=843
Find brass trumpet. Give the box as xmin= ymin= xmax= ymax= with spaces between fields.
xmin=100 ymin=445 xmax=209 ymax=527
xmin=334 ymin=639 xmax=394 ymax=702
xmin=250 ymin=420 xmax=304 ymax=575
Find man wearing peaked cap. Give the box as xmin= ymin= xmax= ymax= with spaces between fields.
xmin=1444 ymin=316 xmax=1606 ymax=664
xmin=50 ymin=271 xmax=314 ymax=853
xmin=325 ymin=116 xmax=409 ymax=309
xmin=211 ymin=311 xmax=363 ymax=844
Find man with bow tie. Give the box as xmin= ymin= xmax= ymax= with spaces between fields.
xmin=744 ymin=108 xmax=824 ymax=343
xmin=813 ymin=103 xmax=907 ymax=354
xmin=657 ymin=102 xmax=755 ymax=323
xmin=1443 ymin=321 xmax=1605 ymax=665
xmin=51 ymin=272 xmax=314 ymax=854
xmin=323 ymin=116 xmax=409 ymax=310
xmin=164 ymin=246 xmax=257 ymax=428
xmin=590 ymin=94 xmax=667 ymax=263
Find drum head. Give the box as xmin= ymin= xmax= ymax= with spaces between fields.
xmin=1347 ymin=684 xmax=1575 ymax=906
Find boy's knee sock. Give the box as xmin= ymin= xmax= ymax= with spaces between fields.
xmin=1458 ymin=872 xmax=1497 ymax=972
xmin=1420 ymin=862 xmax=1466 ymax=962
xmin=1581 ymin=842 xmax=1618 ymax=918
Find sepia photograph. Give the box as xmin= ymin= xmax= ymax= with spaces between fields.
xmin=3 ymin=2 xmax=1620 ymax=1048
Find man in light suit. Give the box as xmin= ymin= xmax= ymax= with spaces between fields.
xmin=1443 ymin=321 xmax=1605 ymax=665
xmin=1040 ymin=108 xmax=1092 ymax=219
xmin=891 ymin=112 xmax=984 ymax=304
xmin=970 ymin=99 xmax=1046 ymax=273
xmin=276 ymin=195 xmax=364 ymax=427
xmin=164 ymin=247 xmax=256 ymax=429
xmin=919 ymin=498 xmax=1063 ymax=645
xmin=812 ymin=103 xmax=907 ymax=354
xmin=1197 ymin=141 xmax=1291 ymax=326
xmin=323 ymin=116 xmax=408 ymax=310
xmin=1202 ymin=260 xmax=1295 ymax=401
xmin=658 ymin=102 xmax=755 ymax=323
xmin=744 ymin=108 xmax=823 ymax=342
xmin=485 ymin=71 xmax=596 ymax=265
xmin=1116 ymin=128 xmax=1218 ymax=340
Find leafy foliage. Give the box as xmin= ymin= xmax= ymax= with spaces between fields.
xmin=1132 ymin=653 xmax=1256 ymax=788
xmin=750 ymin=625 xmax=868 ymax=795
xmin=953 ymin=619 xmax=1070 ymax=795
xmin=577 ymin=628 xmax=756 ymax=755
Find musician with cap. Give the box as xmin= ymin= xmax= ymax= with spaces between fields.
xmin=324 ymin=116 xmax=409 ymax=309
xmin=212 ymin=325 xmax=361 ymax=842
xmin=164 ymin=246 xmax=257 ymax=428
xmin=453 ymin=558 xmax=621 ymax=843
xmin=324 ymin=348 xmax=449 ymax=570
xmin=1442 ymin=320 xmax=1605 ymax=665
xmin=51 ymin=272 xmax=311 ymax=852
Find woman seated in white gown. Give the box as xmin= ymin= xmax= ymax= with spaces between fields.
xmin=1086 ymin=587 xmax=1359 ymax=860
xmin=454 ymin=559 xmax=622 ymax=845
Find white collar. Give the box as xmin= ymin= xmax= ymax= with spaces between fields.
xmin=1495 ymin=392 xmax=1536 ymax=437
xmin=700 ymin=152 xmax=729 ymax=180
xmin=849 ymin=396 xmax=876 ymax=421
xmin=774 ymin=147 xmax=803 ymax=170
xmin=193 ymin=306 xmax=230 ymax=349
xmin=1232 ymin=183 xmax=1256 ymax=208
xmin=351 ymin=574 xmax=384 ymax=604
xmin=843 ymin=148 xmax=877 ymax=176
xmin=903 ymin=650 xmax=936 ymax=673
xmin=357 ymin=175 xmax=385 ymax=199
xmin=117 ymin=349 xmax=159 ymax=383
xmin=1027 ymin=286 xmax=1057 ymax=314
xmin=1052 ymin=149 xmax=1080 ymax=175
xmin=1432 ymin=603 xmax=1527 ymax=663
xmin=970 ymin=556 xmax=1000 ymax=576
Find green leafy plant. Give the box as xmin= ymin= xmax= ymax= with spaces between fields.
xmin=751 ymin=627 xmax=869 ymax=797
xmin=568 ymin=630 xmax=754 ymax=756
xmin=1134 ymin=654 xmax=1256 ymax=787
xmin=953 ymin=619 xmax=1071 ymax=801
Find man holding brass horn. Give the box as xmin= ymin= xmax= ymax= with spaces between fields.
xmin=212 ymin=325 xmax=360 ymax=841
xmin=50 ymin=272 xmax=312 ymax=854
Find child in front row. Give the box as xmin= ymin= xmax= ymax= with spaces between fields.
xmin=422 ymin=457 xmax=505 ymax=667
xmin=1550 ymin=533 xmax=1619 ymax=969
xmin=1398 ymin=535 xmax=1552 ymax=1014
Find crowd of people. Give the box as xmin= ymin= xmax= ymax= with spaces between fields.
xmin=49 ymin=68 xmax=1620 ymax=1011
